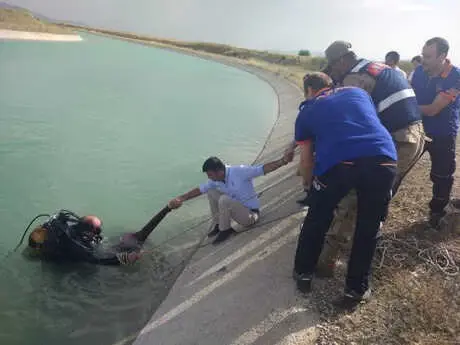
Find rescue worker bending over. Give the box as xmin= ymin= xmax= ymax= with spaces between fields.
xmin=315 ymin=41 xmax=425 ymax=276
xmin=293 ymin=72 xmax=397 ymax=304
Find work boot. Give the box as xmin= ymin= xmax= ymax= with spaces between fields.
xmin=212 ymin=228 xmax=237 ymax=245
xmin=450 ymin=199 xmax=460 ymax=209
xmin=333 ymin=288 xmax=371 ymax=311
xmin=295 ymin=272 xmax=313 ymax=294
xmin=428 ymin=211 xmax=446 ymax=230
xmin=207 ymin=224 xmax=219 ymax=237
xmin=296 ymin=189 xmax=311 ymax=206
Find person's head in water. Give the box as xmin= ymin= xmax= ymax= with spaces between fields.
xmin=202 ymin=157 xmax=226 ymax=181
xmin=28 ymin=226 xmax=47 ymax=252
xmin=81 ymin=215 xmax=102 ymax=235
xmin=27 ymin=214 xmax=103 ymax=251
xmin=303 ymin=72 xmax=334 ymax=100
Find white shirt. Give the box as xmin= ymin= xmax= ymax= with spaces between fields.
xmin=394 ymin=66 xmax=407 ymax=79
xmin=199 ymin=165 xmax=265 ymax=209
xmin=408 ymin=70 xmax=415 ymax=83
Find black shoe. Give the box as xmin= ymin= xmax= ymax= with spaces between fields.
xmin=451 ymin=199 xmax=460 ymax=209
xmin=296 ymin=192 xmax=311 ymax=206
xmin=292 ymin=269 xmax=301 ymax=281
xmin=333 ymin=288 xmax=371 ymax=311
xmin=295 ymin=272 xmax=313 ymax=294
xmin=429 ymin=211 xmax=446 ymax=230
xmin=344 ymin=288 xmax=371 ymax=302
xmin=212 ymin=228 xmax=237 ymax=245
xmin=208 ymin=224 xmax=219 ymax=237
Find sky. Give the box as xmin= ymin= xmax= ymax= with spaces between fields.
xmin=4 ymin=0 xmax=460 ymax=63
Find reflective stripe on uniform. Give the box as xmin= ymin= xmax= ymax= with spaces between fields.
xmin=350 ymin=60 xmax=369 ymax=73
xmin=377 ymin=88 xmax=416 ymax=112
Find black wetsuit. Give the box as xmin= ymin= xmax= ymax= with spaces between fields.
xmin=38 ymin=206 xmax=171 ymax=265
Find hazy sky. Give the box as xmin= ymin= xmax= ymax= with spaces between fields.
xmin=5 ymin=0 xmax=460 ymax=63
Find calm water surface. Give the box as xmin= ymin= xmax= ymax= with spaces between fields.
xmin=0 ymin=34 xmax=277 ymax=344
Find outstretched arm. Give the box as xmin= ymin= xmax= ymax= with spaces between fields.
xmin=262 ymin=148 xmax=294 ymax=174
xmin=168 ymin=187 xmax=203 ymax=210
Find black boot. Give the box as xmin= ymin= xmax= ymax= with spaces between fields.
xmin=296 ymin=189 xmax=311 ymax=206
xmin=212 ymin=228 xmax=237 ymax=245
xmin=208 ymin=224 xmax=219 ymax=237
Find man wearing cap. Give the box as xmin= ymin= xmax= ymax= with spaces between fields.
xmin=316 ymin=40 xmax=424 ymax=276
xmin=411 ymin=37 xmax=460 ymax=228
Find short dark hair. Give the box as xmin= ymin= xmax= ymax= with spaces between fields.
xmin=202 ymin=157 xmax=225 ymax=172
xmin=385 ymin=51 xmax=400 ymax=63
xmin=303 ymin=72 xmax=333 ymax=93
xmin=425 ymin=37 xmax=449 ymax=57
xmin=411 ymin=55 xmax=422 ymax=63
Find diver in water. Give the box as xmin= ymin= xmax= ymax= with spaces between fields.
xmin=25 ymin=205 xmax=174 ymax=265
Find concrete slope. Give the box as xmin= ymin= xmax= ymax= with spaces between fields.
xmin=134 ymin=62 xmax=320 ymax=345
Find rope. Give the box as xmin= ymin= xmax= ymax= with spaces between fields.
xmin=8 ymin=141 xmax=302 ymax=270
xmin=376 ymin=232 xmax=459 ymax=277
xmin=129 ymin=169 xmax=300 ymax=261
xmin=131 ymin=205 xmax=307 ymax=275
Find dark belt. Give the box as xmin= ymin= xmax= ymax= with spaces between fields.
xmin=250 ymin=209 xmax=260 ymax=214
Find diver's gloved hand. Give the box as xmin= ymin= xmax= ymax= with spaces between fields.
xmin=116 ymin=251 xmax=143 ymax=265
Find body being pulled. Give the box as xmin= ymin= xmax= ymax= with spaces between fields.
xmin=26 ymin=206 xmax=172 ymax=266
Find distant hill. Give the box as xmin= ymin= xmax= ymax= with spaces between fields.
xmin=0 ymin=2 xmax=87 ymax=26
xmin=0 ymin=5 xmax=74 ymax=34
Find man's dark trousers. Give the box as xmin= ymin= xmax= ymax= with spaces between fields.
xmin=425 ymin=136 xmax=457 ymax=215
xmin=294 ymin=156 xmax=396 ymax=295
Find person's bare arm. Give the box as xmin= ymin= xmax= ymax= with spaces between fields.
xmin=169 ymin=188 xmax=202 ymax=209
xmin=177 ymin=188 xmax=202 ymax=201
xmin=262 ymin=148 xmax=294 ymax=174
xmin=420 ymin=92 xmax=458 ymax=116
xmin=298 ymin=141 xmax=314 ymax=188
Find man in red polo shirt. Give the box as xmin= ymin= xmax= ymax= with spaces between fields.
xmin=411 ymin=37 xmax=460 ymax=228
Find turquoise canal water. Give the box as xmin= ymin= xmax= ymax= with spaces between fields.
xmin=0 ymin=33 xmax=277 ymax=345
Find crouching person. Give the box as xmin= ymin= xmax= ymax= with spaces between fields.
xmin=293 ymin=72 xmax=397 ymax=305
xmin=169 ymin=154 xmax=292 ymax=245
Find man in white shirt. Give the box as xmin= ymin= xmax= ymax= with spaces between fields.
xmin=385 ymin=51 xmax=408 ymax=79
xmin=408 ymin=55 xmax=422 ymax=83
xmin=169 ymin=153 xmax=293 ymax=244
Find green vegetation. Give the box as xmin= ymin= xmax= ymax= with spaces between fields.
xmin=0 ymin=8 xmax=73 ymax=34
xmin=298 ymin=49 xmax=311 ymax=56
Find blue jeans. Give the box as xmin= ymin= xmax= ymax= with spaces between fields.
xmin=294 ymin=156 xmax=396 ymax=295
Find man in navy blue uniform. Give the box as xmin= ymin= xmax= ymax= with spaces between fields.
xmin=412 ymin=37 xmax=460 ymax=228
xmin=293 ymin=72 xmax=397 ymax=304
xmin=314 ymin=41 xmax=424 ymax=276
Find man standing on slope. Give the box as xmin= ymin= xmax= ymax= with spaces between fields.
xmin=315 ymin=41 xmax=424 ymax=276
xmin=411 ymin=37 xmax=460 ymax=228
xmin=168 ymin=153 xmax=292 ymax=245
xmin=385 ymin=51 xmax=408 ymax=79
xmin=293 ymin=72 xmax=397 ymax=304
xmin=408 ymin=55 xmax=422 ymax=83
